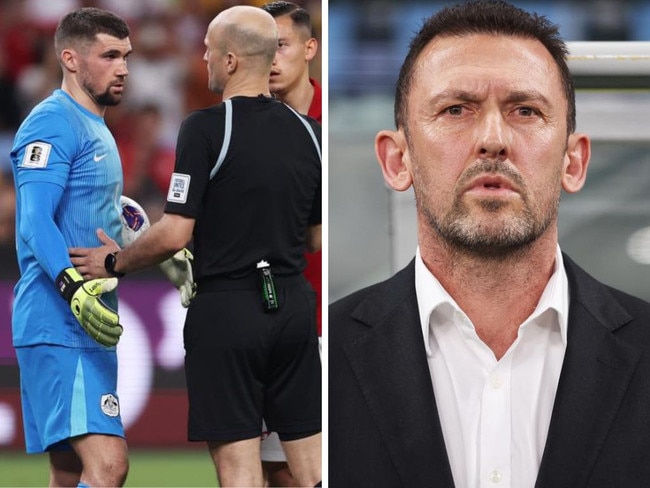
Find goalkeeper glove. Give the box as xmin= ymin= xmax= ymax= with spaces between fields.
xmin=56 ymin=267 xmax=123 ymax=347
xmin=159 ymin=248 xmax=196 ymax=308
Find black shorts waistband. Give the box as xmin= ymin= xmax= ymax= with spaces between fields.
xmin=196 ymin=273 xmax=305 ymax=293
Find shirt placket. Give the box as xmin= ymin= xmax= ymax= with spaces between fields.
xmin=479 ymin=355 xmax=512 ymax=488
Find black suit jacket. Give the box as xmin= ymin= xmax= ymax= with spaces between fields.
xmin=329 ymin=255 xmax=650 ymax=487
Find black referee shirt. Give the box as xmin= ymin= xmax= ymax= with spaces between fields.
xmin=164 ymin=95 xmax=321 ymax=281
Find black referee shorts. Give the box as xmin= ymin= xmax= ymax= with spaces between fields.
xmin=184 ymin=274 xmax=321 ymax=442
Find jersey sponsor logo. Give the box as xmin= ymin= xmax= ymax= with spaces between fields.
xmin=21 ymin=142 xmax=52 ymax=168
xmin=93 ymin=152 xmax=108 ymax=162
xmin=100 ymin=393 xmax=120 ymax=417
xmin=167 ymin=173 xmax=190 ymax=204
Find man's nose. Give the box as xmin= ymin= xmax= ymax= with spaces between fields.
xmin=475 ymin=110 xmax=510 ymax=160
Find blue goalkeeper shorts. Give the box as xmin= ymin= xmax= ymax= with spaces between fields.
xmin=15 ymin=344 xmax=125 ymax=453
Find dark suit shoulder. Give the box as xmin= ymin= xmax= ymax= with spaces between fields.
xmin=563 ymin=253 xmax=650 ymax=338
xmin=330 ymin=262 xmax=416 ymax=343
xmin=329 ymin=278 xmax=390 ymax=316
xmin=564 ymin=253 xmax=649 ymax=307
xmin=605 ymin=283 xmax=650 ymax=317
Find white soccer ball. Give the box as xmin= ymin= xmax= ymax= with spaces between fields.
xmin=120 ymin=195 xmax=150 ymax=246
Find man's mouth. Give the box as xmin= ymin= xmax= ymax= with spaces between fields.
xmin=464 ymin=175 xmax=519 ymax=196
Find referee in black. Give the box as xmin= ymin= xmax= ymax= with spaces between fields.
xmin=70 ymin=6 xmax=321 ymax=487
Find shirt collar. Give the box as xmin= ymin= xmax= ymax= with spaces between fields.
xmin=415 ymin=245 xmax=569 ymax=356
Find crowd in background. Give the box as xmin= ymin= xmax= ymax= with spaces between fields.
xmin=0 ymin=0 xmax=321 ymax=258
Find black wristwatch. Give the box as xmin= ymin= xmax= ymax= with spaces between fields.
xmin=104 ymin=251 xmax=126 ymax=278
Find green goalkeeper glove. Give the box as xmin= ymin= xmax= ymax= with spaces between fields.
xmin=159 ymin=248 xmax=196 ymax=308
xmin=56 ymin=267 xmax=123 ymax=347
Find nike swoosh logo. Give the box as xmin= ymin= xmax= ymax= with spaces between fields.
xmin=94 ymin=153 xmax=108 ymax=162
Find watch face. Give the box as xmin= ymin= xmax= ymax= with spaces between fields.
xmin=105 ymin=253 xmax=114 ymax=272
xmin=105 ymin=252 xmax=124 ymax=277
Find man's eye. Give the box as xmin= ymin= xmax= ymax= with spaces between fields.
xmin=517 ymin=107 xmax=537 ymax=116
xmin=445 ymin=106 xmax=463 ymax=116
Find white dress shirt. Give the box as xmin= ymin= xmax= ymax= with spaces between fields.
xmin=415 ymin=246 xmax=568 ymax=488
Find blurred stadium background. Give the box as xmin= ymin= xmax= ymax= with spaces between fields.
xmin=0 ymin=0 xmax=320 ymax=486
xmin=329 ymin=0 xmax=650 ymax=306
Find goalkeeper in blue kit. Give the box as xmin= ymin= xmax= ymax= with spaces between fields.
xmin=10 ymin=8 xmax=132 ymax=487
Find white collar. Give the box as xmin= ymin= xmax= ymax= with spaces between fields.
xmin=415 ymin=245 xmax=569 ymax=356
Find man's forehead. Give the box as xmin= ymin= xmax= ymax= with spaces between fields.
xmin=276 ymin=14 xmax=310 ymax=39
xmin=412 ymin=34 xmax=557 ymax=87
xmin=87 ymin=33 xmax=132 ymax=52
xmin=205 ymin=20 xmax=225 ymax=45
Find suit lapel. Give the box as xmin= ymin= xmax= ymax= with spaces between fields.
xmin=536 ymin=256 xmax=642 ymax=487
xmin=342 ymin=263 xmax=455 ymax=486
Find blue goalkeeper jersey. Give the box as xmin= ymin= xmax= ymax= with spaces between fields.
xmin=11 ymin=89 xmax=124 ymax=348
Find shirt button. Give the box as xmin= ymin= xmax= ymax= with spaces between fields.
xmin=488 ymin=470 xmax=502 ymax=483
xmin=489 ymin=374 xmax=502 ymax=389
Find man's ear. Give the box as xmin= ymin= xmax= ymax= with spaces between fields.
xmin=562 ymin=132 xmax=591 ymax=194
xmin=60 ymin=49 xmax=77 ymax=73
xmin=375 ymin=129 xmax=413 ymax=191
xmin=226 ymin=52 xmax=238 ymax=74
xmin=305 ymin=38 xmax=318 ymax=62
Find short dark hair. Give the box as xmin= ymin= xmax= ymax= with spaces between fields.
xmin=54 ymin=7 xmax=130 ymax=55
xmin=261 ymin=1 xmax=312 ymax=37
xmin=395 ymin=0 xmax=575 ymax=135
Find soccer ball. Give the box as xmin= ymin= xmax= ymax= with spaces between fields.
xmin=120 ymin=195 xmax=150 ymax=246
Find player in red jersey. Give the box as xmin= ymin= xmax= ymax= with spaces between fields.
xmin=260 ymin=2 xmax=321 ymax=486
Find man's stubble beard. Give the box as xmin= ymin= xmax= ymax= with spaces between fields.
xmin=81 ymin=76 xmax=123 ymax=107
xmin=93 ymin=88 xmax=122 ymax=107
xmin=413 ymin=159 xmax=561 ymax=259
